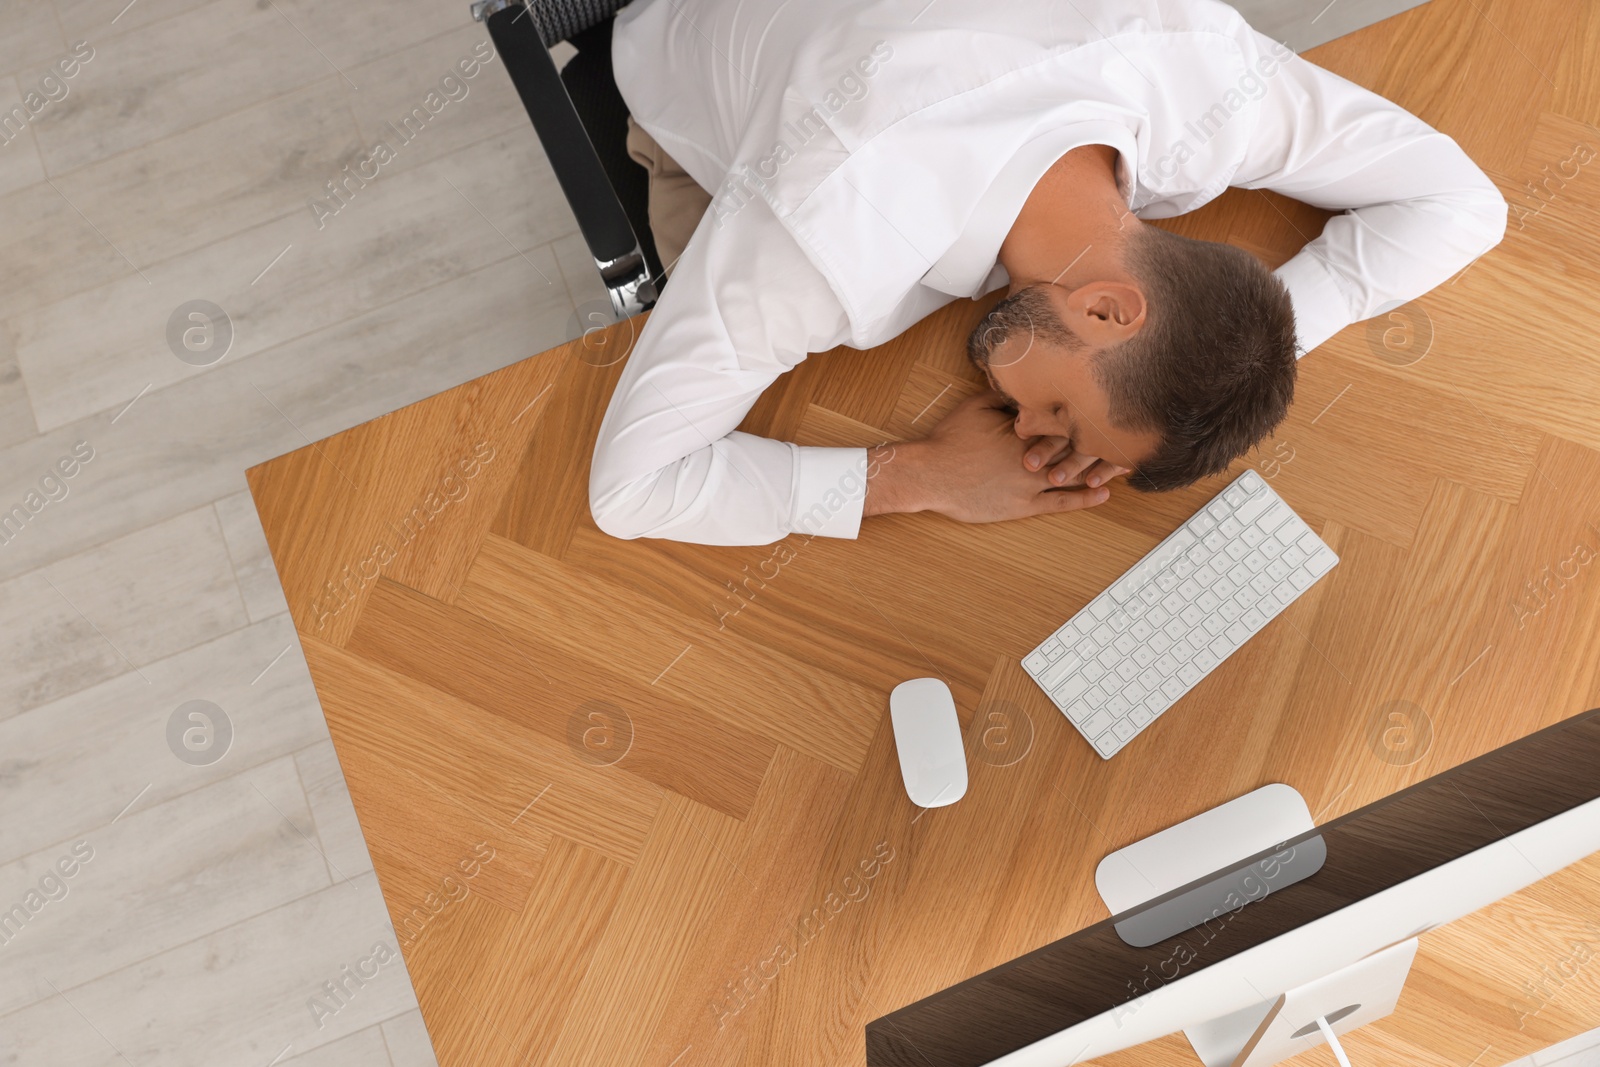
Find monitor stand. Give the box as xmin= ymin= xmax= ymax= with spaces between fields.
xmin=1228 ymin=937 xmax=1419 ymax=1067
xmin=1095 ymin=783 xmax=1315 ymax=916
xmin=1094 ymin=784 xmax=1316 ymax=1067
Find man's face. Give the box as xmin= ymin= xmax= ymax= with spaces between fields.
xmin=967 ymin=288 xmax=1159 ymax=472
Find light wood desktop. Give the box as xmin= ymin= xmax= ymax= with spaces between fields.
xmin=248 ymin=4 xmax=1600 ymax=1064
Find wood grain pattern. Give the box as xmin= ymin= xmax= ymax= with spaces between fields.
xmin=246 ymin=4 xmax=1600 ymax=1064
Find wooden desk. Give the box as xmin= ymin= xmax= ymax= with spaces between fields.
xmin=248 ymin=4 xmax=1600 ymax=1063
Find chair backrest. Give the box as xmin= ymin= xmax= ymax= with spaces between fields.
xmin=522 ymin=0 xmax=633 ymax=46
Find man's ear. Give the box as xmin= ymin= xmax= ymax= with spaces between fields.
xmin=1063 ymin=281 xmax=1146 ymax=347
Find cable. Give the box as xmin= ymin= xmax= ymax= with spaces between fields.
xmin=1316 ymin=1015 xmax=1353 ymax=1067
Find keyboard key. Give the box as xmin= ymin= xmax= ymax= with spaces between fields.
xmin=1196 ymin=590 xmax=1220 ymax=612
xmin=1272 ymin=585 xmax=1297 ymax=609
xmin=1202 ymin=531 xmax=1227 ymax=553
xmin=1290 ymin=567 xmax=1314 ymax=591
xmin=1210 ymin=634 xmax=1234 ymax=658
xmin=1038 ymin=654 xmax=1082 ymax=689
xmin=1178 ymin=663 xmax=1203 ymax=686
xmin=1116 ymin=660 xmax=1138 ymax=682
xmin=1150 ymin=631 xmax=1172 ymax=654
xmin=1197 ymin=649 xmax=1220 ymax=671
xmin=1146 ymin=606 xmax=1170 ymax=628
xmin=1080 ymin=710 xmax=1115 ymax=737
xmin=1227 ymin=562 xmax=1252 ymax=587
xmin=1225 ymin=541 xmax=1248 ymax=562
xmin=1234 ymin=587 xmax=1258 ymax=609
xmin=1266 ymin=559 xmax=1290 ymax=582
xmin=1133 ymin=646 xmax=1156 ymax=667
xmin=1258 ymin=501 xmax=1292 ymax=533
xmin=1213 ymin=576 xmax=1236 ymax=599
xmin=1204 ymin=615 xmax=1227 ymax=636
xmin=1220 ymin=517 xmax=1244 ymax=538
xmin=1182 ymin=631 xmax=1209 ymax=657
xmin=1161 ymin=677 xmax=1188 ymax=700
xmin=1154 ymin=653 xmax=1180 ymax=676
xmin=1139 ymin=584 xmax=1161 ymax=605
xmin=1242 ymin=606 xmax=1267 ymax=630
xmin=1224 ymin=486 xmax=1246 ymax=508
xmin=1156 ymin=571 xmax=1179 ymax=592
xmin=1162 ymin=591 xmax=1186 ymax=615
xmin=1130 ymin=704 xmax=1152 ymax=726
xmin=1124 ymin=680 xmax=1147 ymax=702
xmin=1108 ymin=610 xmax=1130 ymax=632
xmin=1308 ymin=546 xmax=1337 ymax=575
xmin=1178 ymin=579 xmax=1203 ymax=600
xmin=1060 ymin=619 xmax=1083 ymax=640
xmin=1053 ymin=673 xmax=1090 ymax=703
xmin=1112 ymin=719 xmax=1136 ymax=742
xmin=1137 ymin=667 xmax=1162 ymax=691
xmin=1089 ymin=598 xmax=1114 ymax=620
xmin=1042 ymin=638 xmax=1065 ymax=659
xmin=1144 ymin=693 xmax=1168 ymax=716
xmin=1180 ymin=604 xmax=1205 ymax=627
xmin=1163 ymin=617 xmax=1186 ymax=641
xmin=1241 ymin=526 xmax=1265 ymax=548
xmin=1282 ymin=545 xmax=1307 ymax=568
xmin=1084 ymin=660 xmax=1107 ymax=682
xmin=1192 ymin=513 xmax=1217 ymax=535
xmin=1250 ymin=572 xmax=1275 ymax=596
xmin=1066 ymin=699 xmax=1096 ymax=724
xmin=1236 ymin=491 xmax=1272 ymax=525
xmin=1225 ymin=621 xmax=1253 ymax=645
xmin=1126 ymin=595 xmax=1149 ymax=619
xmin=1194 ymin=564 xmax=1218 ymax=586
xmin=1130 ymin=619 xmax=1154 ymax=641
xmin=1111 ymin=634 xmax=1135 ymax=656
xmin=1085 ymin=684 xmax=1110 ymax=707
xmin=1244 ymin=550 xmax=1269 ymax=571
xmin=1093 ymin=731 xmax=1121 ymax=757
xmin=1107 ymin=694 xmax=1131 ymax=716
xmin=1219 ymin=599 xmax=1243 ymax=622
xmin=1260 ymin=535 xmax=1286 ymax=557
xmin=1297 ymin=531 xmax=1322 ymax=554
xmin=1024 ymin=652 xmax=1050 ymax=674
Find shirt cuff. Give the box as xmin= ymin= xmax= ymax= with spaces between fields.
xmin=1275 ymin=249 xmax=1355 ymax=358
xmin=789 ymin=446 xmax=870 ymax=539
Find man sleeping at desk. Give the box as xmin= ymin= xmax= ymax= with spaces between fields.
xmin=586 ymin=0 xmax=1506 ymax=547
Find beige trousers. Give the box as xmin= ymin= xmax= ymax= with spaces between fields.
xmin=625 ymin=116 xmax=713 ymax=277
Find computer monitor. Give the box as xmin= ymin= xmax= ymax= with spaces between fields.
xmin=864 ymin=706 xmax=1600 ymax=1067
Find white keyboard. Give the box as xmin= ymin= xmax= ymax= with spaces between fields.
xmin=1023 ymin=469 xmax=1337 ymax=759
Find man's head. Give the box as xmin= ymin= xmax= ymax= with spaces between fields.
xmin=967 ymin=224 xmax=1298 ymax=491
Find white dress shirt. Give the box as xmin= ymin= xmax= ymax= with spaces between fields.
xmin=591 ymin=0 xmax=1507 ymax=546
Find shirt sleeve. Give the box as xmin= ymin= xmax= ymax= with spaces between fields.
xmin=587 ymin=196 xmax=867 ymax=546
xmin=1233 ymin=32 xmax=1509 ymax=356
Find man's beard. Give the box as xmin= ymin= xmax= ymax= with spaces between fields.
xmin=966 ymin=284 xmax=1082 ymax=370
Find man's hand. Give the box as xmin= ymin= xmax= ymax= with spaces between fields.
xmin=864 ymin=391 xmax=1110 ymax=522
xmin=1022 ymin=437 xmax=1131 ymax=489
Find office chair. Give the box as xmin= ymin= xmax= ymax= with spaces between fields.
xmin=470 ymin=0 xmax=662 ymax=319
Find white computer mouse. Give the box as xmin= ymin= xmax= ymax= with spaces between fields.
xmin=889 ymin=678 xmax=968 ymax=808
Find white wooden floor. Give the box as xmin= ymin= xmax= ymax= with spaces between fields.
xmin=0 ymin=1 xmax=600 ymax=1062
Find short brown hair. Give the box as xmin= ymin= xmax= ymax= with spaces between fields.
xmin=1099 ymin=226 xmax=1298 ymax=491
